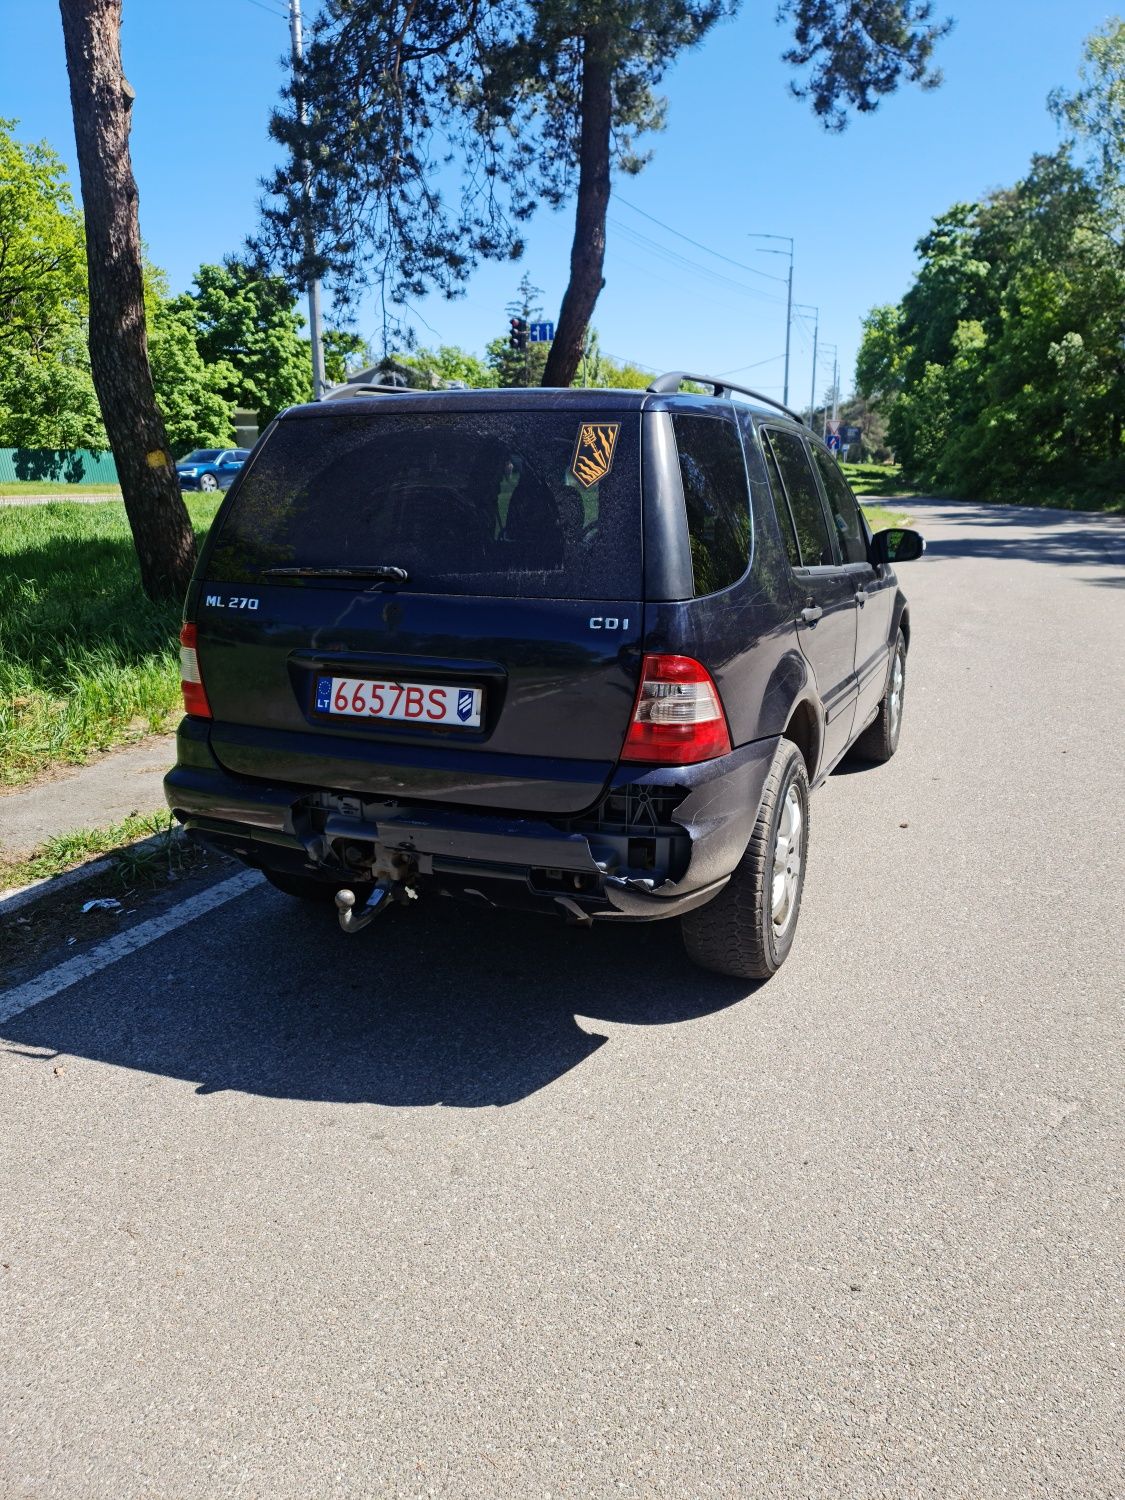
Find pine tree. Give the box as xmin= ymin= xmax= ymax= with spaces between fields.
xmin=58 ymin=0 xmax=196 ymax=601
xmin=258 ymin=1 xmax=950 ymax=388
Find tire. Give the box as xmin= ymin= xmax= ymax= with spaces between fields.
xmin=199 ymin=472 xmax=219 ymax=492
xmin=680 ymin=740 xmax=810 ymax=980
xmin=852 ymin=628 xmax=906 ymax=764
xmin=264 ymin=868 xmax=371 ymax=903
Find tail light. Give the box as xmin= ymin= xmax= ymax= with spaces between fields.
xmin=622 ymin=654 xmax=731 ymax=765
xmin=179 ymin=622 xmax=212 ymax=718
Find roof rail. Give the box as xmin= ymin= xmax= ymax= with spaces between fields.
xmin=321 ymin=382 xmax=412 ymax=401
xmin=646 ymin=371 xmax=805 ymax=426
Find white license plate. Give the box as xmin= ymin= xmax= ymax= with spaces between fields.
xmin=314 ymin=675 xmax=482 ymax=728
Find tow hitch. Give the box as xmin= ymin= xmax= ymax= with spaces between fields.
xmin=334 ymin=878 xmax=420 ymax=934
xmin=333 ymin=849 xmax=420 ymax=934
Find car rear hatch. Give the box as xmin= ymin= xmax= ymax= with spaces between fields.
xmin=192 ymin=400 xmax=645 ymax=816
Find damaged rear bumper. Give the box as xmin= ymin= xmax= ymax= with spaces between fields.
xmin=164 ymin=718 xmax=780 ymax=923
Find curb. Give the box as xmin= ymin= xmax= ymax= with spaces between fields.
xmin=0 ymin=830 xmax=182 ymax=917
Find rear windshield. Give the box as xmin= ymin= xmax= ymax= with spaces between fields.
xmin=205 ymin=410 xmax=642 ymax=600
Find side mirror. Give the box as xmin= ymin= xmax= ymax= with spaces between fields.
xmin=872 ymin=527 xmax=925 ymax=565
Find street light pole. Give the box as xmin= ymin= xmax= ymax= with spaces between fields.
xmin=289 ymin=0 xmax=326 ymax=399
xmin=749 ymin=234 xmax=794 ymax=406
xmin=818 ymin=343 xmax=838 ymax=438
xmin=832 ymin=350 xmax=839 ymax=425
xmin=795 ymin=304 xmax=819 ymax=427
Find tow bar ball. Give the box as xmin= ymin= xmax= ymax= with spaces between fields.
xmin=334 ymin=879 xmax=417 ymax=934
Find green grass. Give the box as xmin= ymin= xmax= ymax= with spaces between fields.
xmin=0 ymin=496 xmax=220 ymax=785
xmin=861 ymin=503 xmax=914 ymax=530
xmin=0 ymin=810 xmax=174 ymax=890
xmin=0 ymin=481 xmax=122 ymax=497
xmin=841 ymin=462 xmax=917 ymax=500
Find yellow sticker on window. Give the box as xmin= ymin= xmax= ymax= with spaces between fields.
xmin=570 ymin=422 xmax=620 ymax=488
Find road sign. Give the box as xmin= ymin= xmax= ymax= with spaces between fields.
xmin=826 ymin=433 xmax=842 ymax=454
xmin=841 ymin=424 xmax=862 ymax=442
xmin=826 ymin=419 xmax=841 ymax=437
xmin=529 ymin=321 xmax=555 ymax=343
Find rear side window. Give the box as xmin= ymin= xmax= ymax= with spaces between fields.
xmin=206 ymin=410 xmax=642 ymax=600
xmin=764 ymin=429 xmax=837 ymax=568
xmin=812 ymin=447 xmax=868 ymax=564
xmin=671 ymin=413 xmax=752 ymax=596
xmin=760 ymin=431 xmax=801 ymax=569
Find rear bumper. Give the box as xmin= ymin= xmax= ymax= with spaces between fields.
xmin=165 ymin=718 xmax=779 ymax=922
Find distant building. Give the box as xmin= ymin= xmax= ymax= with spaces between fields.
xmin=345 ymin=363 xmax=412 ymax=389
xmin=333 ymin=361 xmax=467 ymax=394
xmin=233 ymin=408 xmax=259 ymax=448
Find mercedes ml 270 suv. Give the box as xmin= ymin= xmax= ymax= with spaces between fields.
xmin=165 ymin=374 xmax=924 ymax=979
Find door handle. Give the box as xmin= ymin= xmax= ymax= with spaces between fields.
xmin=799 ymin=604 xmax=823 ymax=625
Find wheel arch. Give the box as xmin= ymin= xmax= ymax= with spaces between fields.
xmin=782 ymin=697 xmax=821 ymax=784
xmin=895 ymin=593 xmax=911 ymax=652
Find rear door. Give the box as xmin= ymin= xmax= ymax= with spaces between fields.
xmin=810 ymin=446 xmax=894 ymax=731
xmin=760 ymin=427 xmax=859 ymax=771
xmin=194 ymin=404 xmax=644 ymax=815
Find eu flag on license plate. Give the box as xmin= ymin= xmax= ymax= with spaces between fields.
xmin=315 ymin=677 xmax=332 ymax=712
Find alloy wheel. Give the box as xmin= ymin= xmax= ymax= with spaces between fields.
xmin=771 ymin=783 xmax=803 ymax=938
xmin=888 ymin=647 xmax=905 ymax=741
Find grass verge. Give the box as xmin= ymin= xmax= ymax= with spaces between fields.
xmin=862 ymin=503 xmax=914 ymax=530
xmin=0 ymin=495 xmax=220 ymax=786
xmin=0 ymin=810 xmax=203 ymax=893
xmin=841 ymin=462 xmax=917 ymax=500
xmin=0 ymin=481 xmax=123 ymax=497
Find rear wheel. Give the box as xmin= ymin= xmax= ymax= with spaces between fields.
xmin=264 ymin=868 xmax=371 ymax=903
xmin=680 ymin=740 xmax=810 ymax=980
xmin=852 ymin=628 xmax=906 ymax=764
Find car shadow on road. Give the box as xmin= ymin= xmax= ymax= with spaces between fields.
xmin=904 ymin=499 xmax=1125 ymax=574
xmin=1 ymin=889 xmax=751 ymax=1108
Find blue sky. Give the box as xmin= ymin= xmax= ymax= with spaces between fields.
xmin=1 ymin=1 xmax=1114 ymax=406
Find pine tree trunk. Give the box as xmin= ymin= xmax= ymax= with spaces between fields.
xmin=541 ymin=30 xmax=612 ymax=389
xmin=59 ymin=0 xmax=196 ymax=601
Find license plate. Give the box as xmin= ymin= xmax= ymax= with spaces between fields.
xmin=314 ymin=676 xmax=482 ymax=728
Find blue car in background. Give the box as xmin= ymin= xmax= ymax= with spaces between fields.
xmin=176 ymin=449 xmax=251 ymax=492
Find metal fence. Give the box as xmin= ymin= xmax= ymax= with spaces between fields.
xmin=0 ymin=448 xmax=119 ymax=485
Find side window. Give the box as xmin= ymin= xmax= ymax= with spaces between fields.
xmin=813 ymin=447 xmax=868 ymax=565
xmin=671 ymin=413 xmax=752 ymax=596
xmin=759 ymin=428 xmax=801 ymax=569
xmin=764 ymin=430 xmax=837 ymax=567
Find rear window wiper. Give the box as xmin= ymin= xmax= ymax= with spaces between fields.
xmin=262 ymin=564 xmax=409 ymax=582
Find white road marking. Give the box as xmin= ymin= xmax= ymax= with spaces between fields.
xmin=0 ymin=870 xmax=264 ymax=1024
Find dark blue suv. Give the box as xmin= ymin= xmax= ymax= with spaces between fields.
xmin=165 ymin=375 xmax=924 ymax=979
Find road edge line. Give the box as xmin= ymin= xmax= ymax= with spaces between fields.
xmin=0 ymin=869 xmax=265 ymax=1024
xmin=0 ymin=829 xmax=191 ymax=916
xmin=2 ymin=854 xmax=120 ymax=915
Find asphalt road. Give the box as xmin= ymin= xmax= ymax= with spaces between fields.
xmin=1 ymin=499 xmax=1122 ymax=1499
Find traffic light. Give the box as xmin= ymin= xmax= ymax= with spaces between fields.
xmin=508 ymin=317 xmax=529 ymax=351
